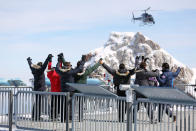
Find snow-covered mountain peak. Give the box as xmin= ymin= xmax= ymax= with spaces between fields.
xmin=87 ymin=32 xmax=194 ymax=84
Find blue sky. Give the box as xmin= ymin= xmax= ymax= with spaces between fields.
xmin=0 ymin=0 xmax=196 ymax=84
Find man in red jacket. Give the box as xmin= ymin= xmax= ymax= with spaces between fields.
xmin=47 ymin=56 xmax=62 ymax=120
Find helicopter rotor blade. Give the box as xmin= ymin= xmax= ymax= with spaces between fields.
xmin=146 ymin=7 xmax=151 ymax=11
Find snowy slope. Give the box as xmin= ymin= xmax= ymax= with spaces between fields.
xmin=191 ymin=68 xmax=196 ymax=84
xmin=86 ymin=32 xmax=194 ymax=84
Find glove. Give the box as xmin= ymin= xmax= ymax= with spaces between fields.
xmin=58 ymin=53 xmax=63 ymax=58
xmin=27 ymin=57 xmax=32 ymax=61
xmin=136 ymin=56 xmax=140 ymax=59
xmin=82 ymin=55 xmax=87 ymax=61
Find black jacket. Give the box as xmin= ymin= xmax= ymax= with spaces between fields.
xmin=102 ymin=63 xmax=135 ymax=96
xmin=134 ymin=68 xmax=159 ymax=86
xmin=27 ymin=57 xmax=50 ymax=91
xmin=55 ymin=61 xmax=85 ymax=92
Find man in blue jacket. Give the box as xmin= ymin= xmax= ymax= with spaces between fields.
xmin=157 ymin=63 xmax=181 ymax=88
xmin=157 ymin=62 xmax=181 ymax=122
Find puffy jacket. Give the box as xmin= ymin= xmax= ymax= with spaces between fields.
xmin=157 ymin=67 xmax=181 ymax=87
xmin=102 ymin=63 xmax=135 ymax=96
xmin=134 ymin=69 xmax=159 ymax=86
xmin=74 ymin=63 xmax=100 ymax=84
xmin=55 ymin=61 xmax=85 ymax=92
xmin=27 ymin=57 xmax=50 ymax=91
xmin=47 ymin=61 xmax=61 ymax=92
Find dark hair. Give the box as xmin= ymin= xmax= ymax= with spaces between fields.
xmin=119 ymin=63 xmax=125 ymax=70
xmin=37 ymin=62 xmax=42 ymax=66
xmin=64 ymin=62 xmax=71 ymax=67
xmin=140 ymin=62 xmax=146 ymax=69
xmin=162 ymin=63 xmax=169 ymax=70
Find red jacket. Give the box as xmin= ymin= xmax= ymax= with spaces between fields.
xmin=47 ymin=62 xmax=61 ymax=92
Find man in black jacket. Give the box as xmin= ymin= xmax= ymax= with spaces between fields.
xmin=27 ymin=54 xmax=53 ymax=121
xmin=102 ymin=62 xmax=135 ymax=122
xmin=55 ymin=54 xmax=88 ymax=122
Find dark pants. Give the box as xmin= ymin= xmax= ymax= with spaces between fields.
xmin=50 ymin=95 xmax=61 ymax=119
xmin=133 ymin=103 xmax=154 ymax=122
xmin=60 ymin=92 xmax=73 ymax=122
xmin=32 ymin=94 xmax=42 ymax=120
xmin=117 ymin=89 xmax=127 ymax=122
xmin=158 ymin=104 xmax=174 ymax=122
xmin=133 ymin=93 xmax=154 ymax=122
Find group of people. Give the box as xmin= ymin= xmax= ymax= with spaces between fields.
xmin=27 ymin=53 xmax=181 ymax=123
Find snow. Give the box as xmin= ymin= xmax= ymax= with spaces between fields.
xmin=191 ymin=68 xmax=196 ymax=84
xmin=87 ymin=31 xmax=194 ymax=84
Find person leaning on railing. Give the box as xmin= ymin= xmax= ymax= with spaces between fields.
xmin=156 ymin=62 xmax=181 ymax=122
xmin=101 ymin=59 xmax=136 ymax=122
xmin=27 ymin=54 xmax=53 ymax=121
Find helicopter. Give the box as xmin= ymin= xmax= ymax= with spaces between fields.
xmin=132 ymin=7 xmax=155 ymax=25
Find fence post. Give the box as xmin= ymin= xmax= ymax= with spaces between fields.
xmin=8 ymin=91 xmax=13 ymax=131
xmin=66 ymin=92 xmax=70 ymax=131
xmin=125 ymin=88 xmax=135 ymax=131
xmin=127 ymin=102 xmax=133 ymax=131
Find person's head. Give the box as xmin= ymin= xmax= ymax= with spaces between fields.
xmin=162 ymin=63 xmax=170 ymax=71
xmin=140 ymin=62 xmax=147 ymax=69
xmin=37 ymin=62 xmax=43 ymax=67
xmin=119 ymin=63 xmax=125 ymax=70
xmin=64 ymin=62 xmax=72 ymax=69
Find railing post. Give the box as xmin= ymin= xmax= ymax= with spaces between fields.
xmin=127 ymin=102 xmax=133 ymax=131
xmin=66 ymin=92 xmax=70 ymax=131
xmin=8 ymin=91 xmax=13 ymax=131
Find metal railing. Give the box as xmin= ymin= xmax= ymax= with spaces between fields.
xmin=176 ymin=84 xmax=196 ymax=99
xmin=0 ymin=85 xmax=195 ymax=131
xmin=0 ymin=86 xmax=32 ymax=95
xmin=72 ymin=93 xmax=196 ymax=131
xmin=134 ymin=98 xmax=196 ymax=131
xmin=0 ymin=90 xmax=13 ymax=131
xmin=15 ymin=91 xmax=70 ymax=131
xmin=72 ymin=93 xmax=129 ymax=131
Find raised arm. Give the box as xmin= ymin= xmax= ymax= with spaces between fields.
xmin=55 ymin=62 xmax=65 ymax=75
xmin=102 ymin=63 xmax=116 ymax=76
xmin=57 ymin=53 xmax=67 ymax=66
xmin=172 ymin=67 xmax=181 ymax=77
xmin=27 ymin=57 xmax=33 ymax=70
xmin=129 ymin=68 xmax=136 ymax=76
xmin=84 ymin=62 xmax=101 ymax=76
xmin=135 ymin=56 xmax=140 ymax=68
xmin=68 ymin=60 xmax=85 ymax=75
xmin=144 ymin=70 xmax=159 ymax=78
xmin=40 ymin=54 xmax=53 ymax=72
